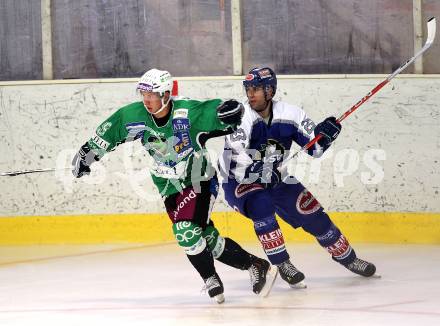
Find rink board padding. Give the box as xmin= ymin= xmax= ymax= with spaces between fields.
xmin=0 ymin=212 xmax=439 ymax=245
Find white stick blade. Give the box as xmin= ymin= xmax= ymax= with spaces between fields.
xmin=426 ymin=17 xmax=436 ymax=45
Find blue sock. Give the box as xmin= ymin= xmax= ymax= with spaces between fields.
xmin=253 ymin=215 xmax=290 ymax=265
xmin=315 ymin=223 xmax=356 ymax=265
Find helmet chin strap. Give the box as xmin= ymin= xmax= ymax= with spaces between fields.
xmin=146 ymin=95 xmax=171 ymax=115
xmin=263 ymin=86 xmax=274 ymax=102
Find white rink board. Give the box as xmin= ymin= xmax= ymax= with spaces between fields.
xmin=0 ymin=76 xmax=439 ymax=216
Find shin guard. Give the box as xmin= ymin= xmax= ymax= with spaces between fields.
xmin=253 ymin=215 xmax=289 ymax=265
xmin=173 ymin=221 xmax=216 ymax=279
xmin=315 ymin=223 xmax=356 ymax=265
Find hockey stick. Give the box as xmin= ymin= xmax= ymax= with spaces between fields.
xmin=0 ymin=167 xmax=71 ymax=177
xmin=281 ymin=17 xmax=436 ymax=166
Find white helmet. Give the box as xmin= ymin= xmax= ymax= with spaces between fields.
xmin=137 ymin=68 xmax=173 ymax=97
xmin=137 ymin=68 xmax=173 ymax=115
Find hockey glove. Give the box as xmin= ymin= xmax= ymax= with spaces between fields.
xmin=245 ymin=161 xmax=281 ymax=189
xmin=216 ymin=100 xmax=244 ymax=126
xmin=197 ymin=128 xmax=235 ymax=147
xmin=313 ymin=117 xmax=341 ymax=147
xmin=72 ymin=142 xmax=100 ymax=178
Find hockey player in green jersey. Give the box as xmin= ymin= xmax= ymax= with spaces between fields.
xmin=72 ymin=68 xmax=277 ymax=303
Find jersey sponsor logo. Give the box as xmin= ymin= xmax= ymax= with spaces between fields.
xmin=172 ymin=189 xmax=197 ymax=218
xmin=96 ymin=122 xmax=112 ymax=136
xmin=172 ymin=118 xmax=190 ymax=131
xmin=173 ymin=108 xmax=188 ymax=119
xmin=234 ymin=183 xmax=264 ymax=198
xmin=173 ymin=130 xmax=192 ymax=156
xmin=92 ymin=134 xmax=110 ymax=150
xmin=172 ymin=117 xmax=193 ymax=159
xmin=174 ymin=225 xmax=203 ymax=244
xmin=296 ymin=189 xmax=321 ymax=215
xmin=176 ymin=147 xmax=193 ymax=159
xmin=258 ymin=229 xmax=286 ymax=255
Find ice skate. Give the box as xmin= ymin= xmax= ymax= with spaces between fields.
xmin=248 ymin=256 xmax=278 ymax=297
xmin=203 ymin=273 xmax=225 ymax=304
xmin=278 ymin=260 xmax=306 ymax=289
xmin=344 ymin=257 xmax=377 ymax=277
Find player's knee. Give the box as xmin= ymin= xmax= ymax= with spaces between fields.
xmin=312 ymin=222 xmax=341 ymax=245
xmin=253 ymin=214 xmax=279 ymax=234
xmin=244 ymin=192 xmax=274 ymax=220
xmin=172 ymin=221 xmax=206 ymax=255
xmin=202 ymin=225 xmax=225 ymax=259
xmin=301 ymin=211 xmax=333 ymax=236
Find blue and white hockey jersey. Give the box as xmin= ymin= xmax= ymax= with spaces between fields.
xmin=219 ymin=100 xmax=326 ymax=180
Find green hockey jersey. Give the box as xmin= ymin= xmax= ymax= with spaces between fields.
xmin=87 ymin=98 xmax=230 ymax=196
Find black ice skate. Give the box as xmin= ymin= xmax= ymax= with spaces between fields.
xmin=203 ymin=272 xmax=225 ymax=304
xmin=344 ymin=257 xmax=376 ymax=277
xmin=278 ymin=260 xmax=307 ymax=289
xmin=248 ymin=256 xmax=278 ymax=297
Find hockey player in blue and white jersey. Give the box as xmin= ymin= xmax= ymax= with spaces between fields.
xmin=219 ymin=67 xmax=376 ymax=288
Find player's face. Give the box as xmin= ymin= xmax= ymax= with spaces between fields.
xmin=245 ymin=85 xmax=268 ymax=112
xmin=141 ymin=91 xmax=163 ymax=113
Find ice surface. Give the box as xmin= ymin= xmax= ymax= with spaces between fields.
xmin=0 ymin=243 xmax=439 ymax=326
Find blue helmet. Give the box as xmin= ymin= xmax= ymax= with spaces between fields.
xmin=243 ymin=67 xmax=277 ymax=97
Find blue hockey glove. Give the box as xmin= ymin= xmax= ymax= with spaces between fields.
xmin=314 ymin=116 xmax=341 ymax=147
xmin=245 ymin=161 xmax=281 ymax=189
xmin=216 ymin=100 xmax=244 ymax=126
xmin=72 ymin=142 xmax=99 ymax=178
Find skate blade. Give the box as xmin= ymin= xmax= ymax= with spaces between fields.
xmin=371 ymin=273 xmax=382 ymax=279
xmin=260 ymin=265 xmax=279 ymax=298
xmin=214 ymin=293 xmax=225 ymax=304
xmin=289 ymin=280 xmax=307 ymax=289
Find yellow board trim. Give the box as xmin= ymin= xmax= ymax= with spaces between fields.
xmin=0 ymin=212 xmax=439 ymax=245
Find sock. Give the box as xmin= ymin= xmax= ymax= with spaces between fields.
xmin=315 ymin=223 xmax=356 ymax=265
xmin=253 ymin=215 xmax=289 ymax=265
xmin=216 ymin=237 xmax=253 ymax=270
xmin=186 ymin=246 xmax=216 ymax=280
